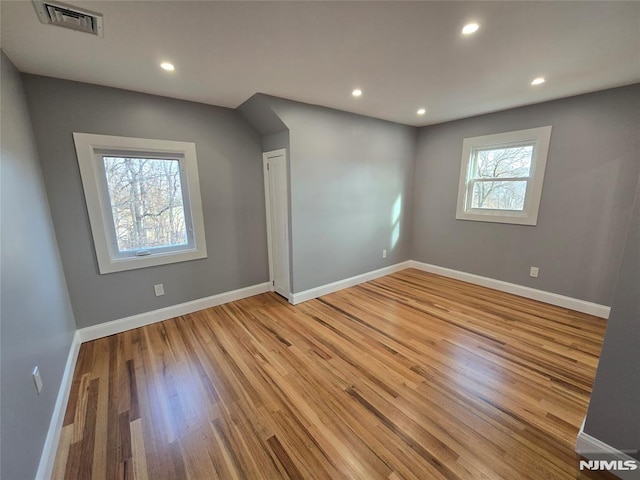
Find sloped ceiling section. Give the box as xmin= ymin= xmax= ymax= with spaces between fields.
xmin=238 ymin=94 xmax=289 ymax=137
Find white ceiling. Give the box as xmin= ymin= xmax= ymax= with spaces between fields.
xmin=1 ymin=1 xmax=639 ymax=126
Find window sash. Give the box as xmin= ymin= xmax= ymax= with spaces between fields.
xmin=469 ymin=142 xmax=536 ymax=182
xmin=466 ymin=178 xmax=532 ymax=213
xmin=95 ymin=152 xmax=197 ymax=260
xmin=465 ymin=141 xmax=536 ymax=213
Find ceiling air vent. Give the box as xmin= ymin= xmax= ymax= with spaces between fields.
xmin=33 ymin=0 xmax=103 ymax=36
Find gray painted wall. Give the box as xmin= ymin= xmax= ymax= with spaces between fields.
xmin=1 ymin=53 xmax=77 ymax=480
xmin=238 ymin=95 xmax=288 ymax=137
xmin=23 ymin=75 xmax=269 ymax=328
xmin=584 ymin=173 xmax=640 ymax=457
xmin=262 ymin=96 xmax=417 ymax=293
xmin=412 ymin=85 xmax=640 ymax=305
xmin=238 ymin=95 xmax=290 ymax=152
xmin=262 ymin=130 xmax=290 ymax=154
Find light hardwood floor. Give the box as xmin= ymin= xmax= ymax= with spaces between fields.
xmin=53 ymin=269 xmax=610 ymax=479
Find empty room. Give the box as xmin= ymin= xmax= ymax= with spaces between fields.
xmin=1 ymin=1 xmax=639 ymax=479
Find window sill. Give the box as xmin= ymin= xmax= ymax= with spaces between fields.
xmin=456 ymin=211 xmax=538 ymax=226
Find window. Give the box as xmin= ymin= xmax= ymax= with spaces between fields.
xmin=73 ymin=133 xmax=207 ymax=273
xmin=456 ymin=126 xmax=552 ymax=225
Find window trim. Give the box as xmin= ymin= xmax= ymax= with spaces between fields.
xmin=455 ymin=126 xmax=552 ymax=226
xmin=73 ymin=133 xmax=207 ymax=274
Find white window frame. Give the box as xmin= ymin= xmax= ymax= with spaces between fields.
xmin=73 ymin=133 xmax=207 ymax=274
xmin=456 ymin=126 xmax=552 ymax=226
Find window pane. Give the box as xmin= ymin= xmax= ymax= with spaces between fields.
xmin=471 ymin=180 xmax=527 ymax=210
xmin=103 ymin=157 xmax=188 ymax=252
xmin=475 ymin=145 xmax=533 ymax=179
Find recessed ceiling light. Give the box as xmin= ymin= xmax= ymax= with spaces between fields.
xmin=160 ymin=62 xmax=175 ymax=71
xmin=531 ymin=77 xmax=545 ymax=86
xmin=462 ymin=23 xmax=479 ymax=35
xmin=417 ymin=108 xmax=426 ymax=115
xmin=352 ymin=89 xmax=362 ymax=97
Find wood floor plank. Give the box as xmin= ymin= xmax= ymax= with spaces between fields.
xmin=53 ymin=269 xmax=612 ymax=479
xmin=90 ymin=339 xmax=109 ymax=480
xmin=130 ymin=418 xmax=149 ymax=480
xmin=51 ymin=425 xmax=72 ymax=479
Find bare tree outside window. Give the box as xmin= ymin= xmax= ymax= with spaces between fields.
xmin=470 ymin=145 xmax=533 ymax=210
xmin=103 ymin=156 xmax=187 ymax=252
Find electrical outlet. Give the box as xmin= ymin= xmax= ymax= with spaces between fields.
xmin=529 ymin=266 xmax=539 ymax=278
xmin=154 ymin=284 xmax=165 ymax=296
xmin=32 ymin=366 xmax=43 ymax=395
xmin=382 ymin=249 xmax=387 ymax=258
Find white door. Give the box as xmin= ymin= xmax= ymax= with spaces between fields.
xmin=263 ymin=150 xmax=291 ymax=300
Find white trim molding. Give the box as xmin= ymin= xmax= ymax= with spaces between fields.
xmin=291 ymin=261 xmax=412 ymax=305
xmin=78 ymin=282 xmax=271 ymax=342
xmin=36 ymin=331 xmax=82 ymax=480
xmin=576 ymin=419 xmax=640 ymax=480
xmin=408 ymin=261 xmax=610 ymax=318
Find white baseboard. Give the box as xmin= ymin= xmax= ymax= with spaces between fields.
xmin=291 ymin=261 xmax=412 ymax=305
xmin=576 ymin=419 xmax=639 ymax=479
xmin=78 ymin=282 xmax=272 ymax=342
xmin=408 ymin=261 xmax=610 ymax=319
xmin=289 ymin=260 xmax=610 ymax=318
xmin=36 ymin=330 xmax=81 ymax=480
